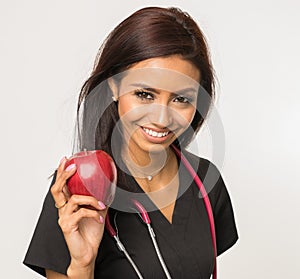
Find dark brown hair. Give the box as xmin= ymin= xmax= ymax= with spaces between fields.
xmin=76 ymin=6 xmax=215 ymax=158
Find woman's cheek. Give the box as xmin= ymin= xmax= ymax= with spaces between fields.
xmin=119 ymin=104 xmax=150 ymax=128
xmin=171 ymin=108 xmax=196 ymax=136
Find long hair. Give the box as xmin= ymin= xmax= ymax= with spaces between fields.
xmin=75 ymin=7 xmax=216 ymax=189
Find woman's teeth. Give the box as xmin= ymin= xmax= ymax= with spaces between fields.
xmin=142 ymin=127 xmax=169 ymax=138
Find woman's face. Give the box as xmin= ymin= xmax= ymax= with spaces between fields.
xmin=111 ymin=55 xmax=200 ymax=156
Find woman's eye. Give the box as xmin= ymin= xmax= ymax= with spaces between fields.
xmin=134 ymin=90 xmax=154 ymax=101
xmin=174 ymin=96 xmax=192 ymax=103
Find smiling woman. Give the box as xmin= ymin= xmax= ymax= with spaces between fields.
xmin=23 ymin=6 xmax=238 ymax=279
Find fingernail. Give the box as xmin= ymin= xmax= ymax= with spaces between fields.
xmin=60 ymin=156 xmax=66 ymax=164
xmin=98 ymin=201 xmax=106 ymax=210
xmin=99 ymin=215 xmax=104 ymax=224
xmin=66 ymin=164 xmax=76 ymax=171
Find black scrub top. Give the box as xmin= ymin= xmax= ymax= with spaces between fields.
xmin=23 ymin=150 xmax=238 ymax=279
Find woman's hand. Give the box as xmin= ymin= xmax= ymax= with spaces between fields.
xmin=50 ymin=157 xmax=107 ymax=277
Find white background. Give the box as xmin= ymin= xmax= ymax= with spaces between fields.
xmin=1 ymin=0 xmax=299 ymax=278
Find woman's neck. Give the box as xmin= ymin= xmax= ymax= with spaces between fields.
xmin=121 ymin=142 xmax=180 ymax=212
xmin=121 ymin=143 xmax=176 ymax=188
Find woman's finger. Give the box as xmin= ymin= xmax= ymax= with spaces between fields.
xmin=56 ymin=156 xmax=67 ymax=177
xmin=62 ymin=185 xmax=71 ymax=200
xmin=51 ymin=158 xmax=76 ymax=209
xmin=54 ymin=199 xmax=68 ymax=210
xmin=58 ymin=208 xmax=105 ymax=233
xmin=63 ymin=195 xmax=106 ymax=215
xmin=54 ymin=163 xmax=76 ymax=191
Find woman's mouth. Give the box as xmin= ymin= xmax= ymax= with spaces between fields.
xmin=140 ymin=126 xmax=173 ymax=143
xmin=142 ymin=127 xmax=169 ymax=138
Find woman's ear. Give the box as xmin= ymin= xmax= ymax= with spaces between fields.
xmin=108 ymin=77 xmax=119 ymax=101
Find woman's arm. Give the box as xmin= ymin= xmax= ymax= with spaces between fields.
xmin=46 ymin=269 xmax=68 ymax=279
xmin=48 ymin=157 xmax=107 ymax=278
xmin=46 ymin=262 xmax=95 ymax=279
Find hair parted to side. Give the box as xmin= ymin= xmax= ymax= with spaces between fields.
xmin=76 ymin=6 xmax=215 ymax=158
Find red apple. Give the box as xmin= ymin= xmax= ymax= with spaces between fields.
xmin=65 ymin=150 xmax=117 ymax=206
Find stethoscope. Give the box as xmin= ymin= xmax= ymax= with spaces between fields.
xmin=105 ymin=145 xmax=217 ymax=279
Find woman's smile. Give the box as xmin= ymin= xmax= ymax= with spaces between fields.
xmin=141 ymin=126 xmax=170 ymax=138
xmin=139 ymin=125 xmax=173 ymax=144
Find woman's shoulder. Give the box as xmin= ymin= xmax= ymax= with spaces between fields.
xmin=181 ymin=149 xmax=227 ymax=199
xmin=181 ymin=149 xmax=221 ymax=177
xmin=182 ymin=149 xmax=239 ymax=255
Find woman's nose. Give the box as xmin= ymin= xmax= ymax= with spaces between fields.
xmin=147 ymin=104 xmax=172 ymax=128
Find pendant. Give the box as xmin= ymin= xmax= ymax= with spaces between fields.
xmin=147 ymin=175 xmax=153 ymax=181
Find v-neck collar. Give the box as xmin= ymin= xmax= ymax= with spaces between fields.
xmin=117 ymin=149 xmax=197 ymax=234
xmin=147 ymin=160 xmax=195 ymax=237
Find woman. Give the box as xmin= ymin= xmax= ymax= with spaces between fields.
xmin=24 ymin=6 xmax=238 ymax=279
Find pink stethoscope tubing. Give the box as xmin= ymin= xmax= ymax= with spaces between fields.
xmin=171 ymin=144 xmax=217 ymax=279
xmin=105 ymin=144 xmax=217 ymax=279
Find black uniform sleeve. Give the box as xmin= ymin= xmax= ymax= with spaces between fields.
xmin=23 ymin=171 xmax=71 ymax=277
xmin=182 ymin=150 xmax=239 ymax=257
xmin=203 ymin=160 xmax=239 ymax=256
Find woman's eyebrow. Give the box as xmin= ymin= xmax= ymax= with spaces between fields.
xmin=130 ymin=83 xmax=159 ymax=93
xmin=129 ymin=83 xmax=198 ymax=95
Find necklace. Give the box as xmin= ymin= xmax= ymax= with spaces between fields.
xmin=147 ymin=175 xmax=153 ymax=181
xmin=123 ymin=157 xmax=161 ymax=181
xmin=122 ymin=150 xmax=172 ymax=181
